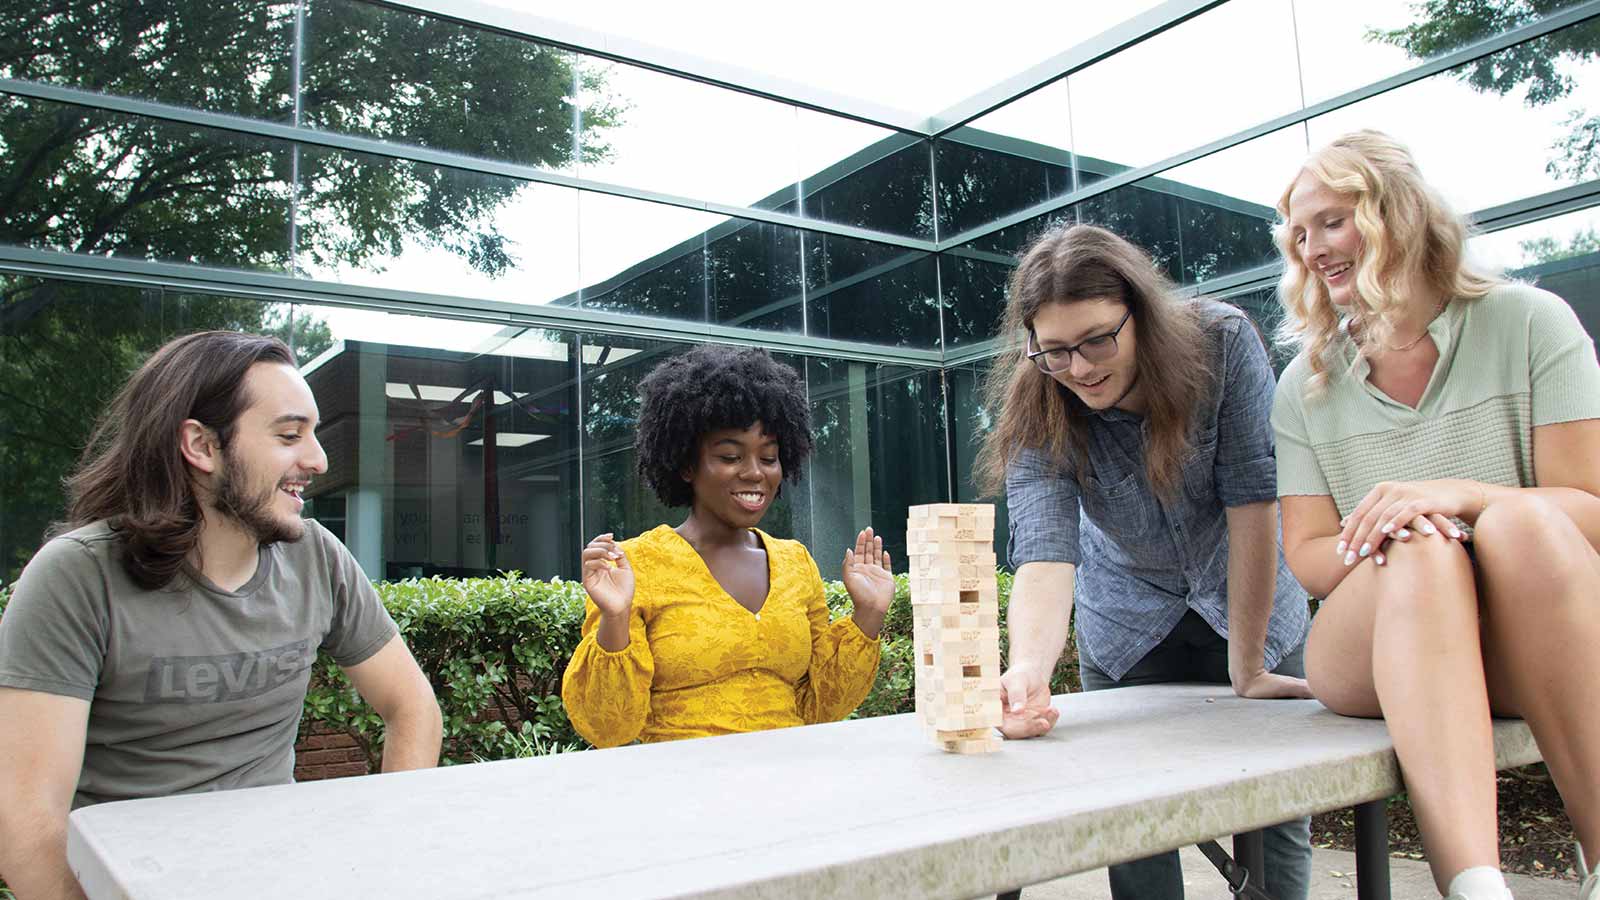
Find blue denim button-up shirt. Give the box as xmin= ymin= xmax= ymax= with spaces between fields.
xmin=1004 ymin=301 xmax=1309 ymax=681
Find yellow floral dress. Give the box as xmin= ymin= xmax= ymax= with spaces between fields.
xmin=561 ymin=525 xmax=882 ymax=748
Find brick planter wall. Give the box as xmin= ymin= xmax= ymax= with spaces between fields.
xmin=294 ymin=724 xmax=373 ymax=781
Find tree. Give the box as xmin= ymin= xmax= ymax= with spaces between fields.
xmin=0 ymin=0 xmax=621 ymax=581
xmin=1371 ymin=1 xmax=1600 ymax=180
xmin=1519 ymin=226 xmax=1600 ymax=263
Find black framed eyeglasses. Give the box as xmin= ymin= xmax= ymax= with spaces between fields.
xmin=1026 ymin=309 xmax=1132 ymax=374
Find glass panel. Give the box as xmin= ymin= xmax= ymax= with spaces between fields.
xmin=939 ymin=78 xmax=1076 ymax=238
xmin=940 ymin=240 xmax=1035 ymax=349
xmin=795 ymin=112 xmax=932 ymax=239
xmin=1154 ymin=128 xmax=1304 ymax=285
xmin=1069 ymin=0 xmax=1302 ymax=178
xmin=1294 ymin=0 xmax=1594 ymax=106
xmin=803 ymin=235 xmax=939 ymax=347
xmin=794 ymin=128 xmax=933 ymax=240
xmin=945 ymin=360 xmax=1010 ymax=561
xmin=301 ymin=306 xmax=581 ymax=580
xmin=300 ymin=0 xmax=586 ymax=173
xmin=574 ymin=60 xmax=801 ymax=212
xmin=1076 ymin=183 xmax=1183 ymax=283
xmin=501 ymin=0 xmax=1163 ymax=115
xmin=805 ymin=360 xmax=948 ymax=565
xmin=0 ymin=96 xmax=291 ymax=271
xmin=0 ymin=277 xmax=298 ymax=583
xmin=578 ymin=336 xmax=807 ymax=546
xmin=1 ymin=1 xmax=293 ymax=120
xmin=577 ymin=192 xmax=802 ymax=332
xmin=294 ymin=144 xmax=579 ymax=305
xmin=1472 ymin=206 xmax=1600 ymax=338
xmin=936 ymin=129 xmax=1074 ymax=240
xmin=1306 ymin=24 xmax=1600 ymax=214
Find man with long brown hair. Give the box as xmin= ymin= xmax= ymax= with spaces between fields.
xmin=976 ymin=224 xmax=1313 ymax=900
xmin=0 ymin=331 xmax=441 ymax=900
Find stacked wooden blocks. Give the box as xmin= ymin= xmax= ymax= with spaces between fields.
xmin=907 ymin=503 xmax=1001 ymax=754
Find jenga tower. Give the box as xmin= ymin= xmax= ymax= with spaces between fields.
xmin=906 ymin=503 xmax=1001 ymax=754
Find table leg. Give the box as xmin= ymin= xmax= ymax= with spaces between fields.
xmin=1234 ymin=829 xmax=1266 ymax=888
xmin=1354 ymin=799 xmax=1391 ymax=900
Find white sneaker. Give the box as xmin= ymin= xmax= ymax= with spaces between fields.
xmin=1581 ymin=843 xmax=1596 ymax=900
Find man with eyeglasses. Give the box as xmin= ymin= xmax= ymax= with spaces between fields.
xmin=972 ymin=224 xmax=1313 ymax=900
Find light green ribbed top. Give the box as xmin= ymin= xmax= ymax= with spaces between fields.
xmin=1272 ymin=282 xmax=1600 ymax=517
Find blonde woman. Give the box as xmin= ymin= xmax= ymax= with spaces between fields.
xmin=1272 ymin=130 xmax=1600 ymax=900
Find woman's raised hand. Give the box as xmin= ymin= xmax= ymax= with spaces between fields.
xmin=581 ymin=533 xmax=635 ymax=617
xmin=842 ymin=527 xmax=894 ymax=639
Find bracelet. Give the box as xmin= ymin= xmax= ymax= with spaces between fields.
xmin=1474 ymin=483 xmax=1488 ymax=520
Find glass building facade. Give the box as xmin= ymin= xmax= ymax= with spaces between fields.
xmin=3 ymin=0 xmax=1598 ymax=583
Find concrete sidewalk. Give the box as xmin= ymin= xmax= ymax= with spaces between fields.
xmin=1015 ymin=846 xmax=1577 ymax=899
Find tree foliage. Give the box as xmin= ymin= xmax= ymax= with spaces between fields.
xmin=1371 ymin=0 xmax=1600 ymax=180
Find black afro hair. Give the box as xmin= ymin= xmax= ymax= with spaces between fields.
xmin=634 ymin=345 xmax=813 ymax=508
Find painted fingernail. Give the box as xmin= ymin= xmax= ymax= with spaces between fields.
xmin=1421 ymin=523 xmax=1437 ymax=535
xmin=1450 ymin=528 xmax=1462 ymax=539
xmin=1344 ymin=551 xmax=1356 ymax=565
xmin=1336 ymin=541 xmax=1347 ymax=555
xmin=1396 ymin=529 xmax=1410 ymax=539
xmin=1375 ymin=554 xmax=1386 ymax=566
xmin=1380 ymin=522 xmax=1393 ymax=534
xmin=1359 ymin=543 xmax=1371 ymax=558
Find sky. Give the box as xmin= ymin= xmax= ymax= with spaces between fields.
xmin=304 ymin=0 xmax=1600 ymax=351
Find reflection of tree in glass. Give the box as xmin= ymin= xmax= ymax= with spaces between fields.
xmin=1372 ymin=2 xmax=1599 ymax=180
xmin=1520 ymin=226 xmax=1600 ymax=263
xmin=0 ymin=0 xmax=619 ymax=578
xmin=0 ymin=0 xmax=621 ymax=275
xmin=0 ymin=276 xmax=333 ymax=583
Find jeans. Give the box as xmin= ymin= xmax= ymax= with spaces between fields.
xmin=1078 ymin=609 xmax=1312 ymax=900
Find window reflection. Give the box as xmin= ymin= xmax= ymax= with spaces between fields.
xmin=0 ymin=96 xmax=291 ymax=270
xmin=301 ymin=0 xmax=596 ymax=173
xmin=0 ymin=277 xmax=302 ymax=583
xmin=300 ymin=309 xmax=581 ymax=580
xmin=0 ymin=0 xmax=293 ymax=120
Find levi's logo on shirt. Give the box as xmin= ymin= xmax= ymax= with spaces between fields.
xmin=142 ymin=639 xmax=314 ymax=703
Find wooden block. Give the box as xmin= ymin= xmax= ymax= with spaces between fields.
xmin=939 ymin=735 xmax=1001 ymax=754
xmin=905 ymin=524 xmax=994 ymax=544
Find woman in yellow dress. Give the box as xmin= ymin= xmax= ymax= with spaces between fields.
xmin=561 ymin=345 xmax=892 ymax=747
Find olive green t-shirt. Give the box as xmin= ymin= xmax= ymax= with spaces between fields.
xmin=0 ymin=519 xmax=396 ymax=807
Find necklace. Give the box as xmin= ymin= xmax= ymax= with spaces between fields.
xmin=1380 ymin=297 xmax=1447 ymax=353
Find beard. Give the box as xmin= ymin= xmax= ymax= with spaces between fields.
xmin=213 ymin=446 xmax=305 ymax=545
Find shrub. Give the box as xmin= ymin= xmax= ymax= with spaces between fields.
xmin=301 ymin=573 xmax=589 ymax=769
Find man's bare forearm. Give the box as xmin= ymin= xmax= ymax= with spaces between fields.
xmin=0 ymin=816 xmax=86 ymax=900
xmin=379 ymin=703 xmax=443 ymax=773
xmin=1225 ymin=501 xmax=1279 ymax=682
xmin=1006 ymin=561 xmax=1076 ymax=677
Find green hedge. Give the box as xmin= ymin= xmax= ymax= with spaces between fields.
xmin=0 ymin=572 xmax=1077 ymax=771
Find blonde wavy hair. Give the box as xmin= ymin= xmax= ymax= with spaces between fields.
xmin=1274 ymin=130 xmax=1499 ymax=385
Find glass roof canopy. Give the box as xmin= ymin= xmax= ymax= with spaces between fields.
xmin=467 ymin=0 xmax=1169 ymax=122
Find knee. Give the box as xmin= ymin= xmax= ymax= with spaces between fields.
xmin=1362 ymin=537 xmax=1477 ymax=629
xmin=1473 ymin=493 xmax=1584 ymax=560
xmin=1377 ymin=532 xmax=1473 ymax=589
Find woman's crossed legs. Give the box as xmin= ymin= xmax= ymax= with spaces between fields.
xmin=1306 ymin=494 xmax=1600 ymax=894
